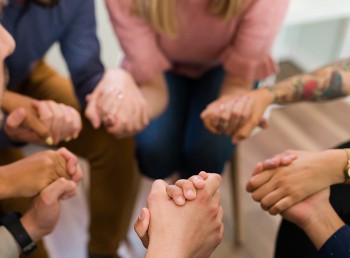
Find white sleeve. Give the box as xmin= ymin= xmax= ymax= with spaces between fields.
xmin=0 ymin=226 xmax=21 ymax=258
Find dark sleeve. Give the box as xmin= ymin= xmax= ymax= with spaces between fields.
xmin=319 ymin=225 xmax=350 ymax=258
xmin=59 ymin=0 xmax=104 ymax=110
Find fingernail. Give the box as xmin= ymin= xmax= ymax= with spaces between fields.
xmin=73 ymin=134 xmax=79 ymax=139
xmin=177 ymin=196 xmax=185 ymax=204
xmin=138 ymin=209 xmax=145 ymax=220
xmin=65 ymin=137 xmax=72 ymax=142
xmin=186 ymin=189 xmax=194 ymax=197
xmin=45 ymin=136 xmax=53 ymax=146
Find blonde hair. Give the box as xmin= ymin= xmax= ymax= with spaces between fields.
xmin=133 ymin=0 xmax=244 ymax=37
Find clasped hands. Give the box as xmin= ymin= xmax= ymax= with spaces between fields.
xmin=134 ymin=172 xmax=224 ymax=258
xmin=201 ymin=87 xmax=274 ymax=143
xmin=2 ymin=91 xmax=82 ymax=146
xmin=245 ymin=149 xmax=346 ymax=229
xmin=85 ymin=68 xmax=149 ymax=138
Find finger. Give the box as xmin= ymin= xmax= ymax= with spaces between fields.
xmin=59 ymin=104 xmax=74 ymax=141
xmin=260 ymin=189 xmax=285 ymax=211
xmin=174 ymin=180 xmax=196 ymax=200
xmin=46 ymin=101 xmax=64 ymax=145
xmin=246 ymin=170 xmax=274 ymax=192
xmin=280 ymin=154 xmax=298 ymax=166
xmin=252 ymin=162 xmax=264 ymax=176
xmin=270 ymin=196 xmax=294 ymax=215
xmin=228 ymin=97 xmax=248 ymax=134
xmin=85 ymin=90 xmax=102 ymax=129
xmin=188 ymin=175 xmax=206 ymax=189
xmin=251 ymin=181 xmax=276 ymax=202
xmin=166 ymin=185 xmax=186 ymax=205
xmin=204 ymin=173 xmax=222 ymax=196
xmin=69 ymin=108 xmax=82 ymax=139
xmin=17 ymin=107 xmax=51 ymax=142
xmin=232 ymin=112 xmax=263 ymax=143
xmin=149 ymin=179 xmax=168 ymax=197
xmin=33 ymin=100 xmax=57 ymax=144
xmin=40 ymin=178 xmax=77 ymax=204
xmin=57 ymin=148 xmax=78 ymax=176
xmin=198 ymin=171 xmax=209 ymax=180
xmin=134 ymin=208 xmax=150 ymax=248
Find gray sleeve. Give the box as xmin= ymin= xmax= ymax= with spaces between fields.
xmin=0 ymin=226 xmax=21 ymax=258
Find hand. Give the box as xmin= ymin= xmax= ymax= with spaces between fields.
xmin=20 ymin=177 xmax=78 ymax=242
xmin=246 ymin=149 xmax=347 ymax=215
xmin=134 ymin=172 xmax=209 ymax=247
xmin=201 ymin=93 xmax=252 ymax=137
xmin=2 ymin=91 xmax=82 ymax=145
xmin=165 ymin=171 xmax=208 ymax=205
xmin=0 ymin=147 xmax=83 ymax=199
xmin=2 ymin=92 xmax=51 ymax=144
xmin=32 ymin=100 xmax=82 ymax=145
xmin=232 ymin=87 xmax=274 ymax=143
xmin=136 ymin=173 xmax=224 ymax=258
xmin=85 ymin=68 xmax=149 ymax=138
xmin=281 ymin=188 xmax=330 ymax=228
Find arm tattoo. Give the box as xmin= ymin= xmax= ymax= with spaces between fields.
xmin=269 ymin=58 xmax=350 ymax=104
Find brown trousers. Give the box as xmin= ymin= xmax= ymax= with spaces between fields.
xmin=0 ymin=60 xmax=140 ymax=257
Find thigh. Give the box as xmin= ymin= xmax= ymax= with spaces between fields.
xmin=136 ymin=72 xmax=192 ymax=179
xmin=15 ymin=60 xmax=79 ymax=109
xmin=182 ymin=67 xmax=235 ymax=177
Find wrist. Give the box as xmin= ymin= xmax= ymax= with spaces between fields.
xmin=1 ymin=212 xmax=37 ymax=255
xmin=145 ymin=236 xmax=190 ymax=258
xmin=323 ymin=149 xmax=349 ymax=184
xmin=302 ymin=203 xmax=344 ymax=250
xmin=20 ymin=214 xmax=43 ymax=243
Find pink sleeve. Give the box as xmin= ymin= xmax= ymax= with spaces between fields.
xmin=105 ymin=0 xmax=171 ymax=83
xmin=221 ymin=0 xmax=289 ymax=81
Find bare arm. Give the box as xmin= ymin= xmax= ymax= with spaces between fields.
xmin=139 ymin=74 xmax=168 ymax=119
xmin=270 ymin=58 xmax=350 ymax=104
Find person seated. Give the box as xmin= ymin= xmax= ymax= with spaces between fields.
xmin=0 ymin=22 xmax=83 ymax=258
xmin=247 ymin=150 xmax=350 ymax=258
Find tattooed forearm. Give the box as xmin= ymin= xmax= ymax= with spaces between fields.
xmin=268 ymin=58 xmax=350 ymax=104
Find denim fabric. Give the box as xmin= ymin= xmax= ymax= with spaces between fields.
xmin=136 ymin=67 xmax=236 ymax=179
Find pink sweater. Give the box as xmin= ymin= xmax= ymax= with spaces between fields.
xmin=106 ymin=0 xmax=289 ymax=83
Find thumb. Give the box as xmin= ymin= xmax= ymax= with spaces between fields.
xmin=23 ymin=111 xmax=51 ymax=142
xmin=134 ymin=208 xmax=150 ymax=248
xmin=6 ymin=108 xmax=27 ymax=128
xmin=40 ymin=178 xmax=77 ymax=205
xmin=85 ymin=92 xmax=101 ymax=129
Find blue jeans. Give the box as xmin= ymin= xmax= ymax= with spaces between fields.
xmin=136 ymin=66 xmax=236 ymax=179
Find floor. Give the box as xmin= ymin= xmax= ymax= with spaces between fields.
xmin=24 ymin=62 xmax=350 ymax=258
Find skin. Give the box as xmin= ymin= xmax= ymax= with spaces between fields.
xmin=246 ymin=149 xmax=347 ymax=215
xmin=231 ymin=57 xmax=350 ymax=142
xmin=2 ymin=91 xmax=82 ymax=146
xmin=1 ymin=0 xmax=81 ymax=146
xmin=20 ymin=177 xmax=78 ymax=243
xmin=85 ymin=68 xmax=167 ymax=138
xmin=134 ymin=172 xmax=224 ymax=258
xmin=0 ymin=21 xmax=82 ymax=251
xmin=0 ymin=147 xmax=82 ymax=199
xmin=247 ymin=153 xmax=346 ymax=251
xmin=281 ymin=187 xmax=344 ymax=250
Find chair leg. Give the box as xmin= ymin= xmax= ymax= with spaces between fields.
xmin=231 ymin=149 xmax=243 ymax=247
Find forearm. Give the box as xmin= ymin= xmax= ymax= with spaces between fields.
xmin=139 ymin=74 xmax=169 ymax=119
xmin=0 ymin=166 xmax=15 ymax=199
xmin=320 ymin=149 xmax=349 ymax=185
xmin=302 ymin=203 xmax=345 ymax=250
xmin=269 ymin=58 xmax=350 ymax=104
xmin=219 ymin=74 xmax=252 ymax=96
xmin=145 ymin=238 xmax=189 ymax=258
